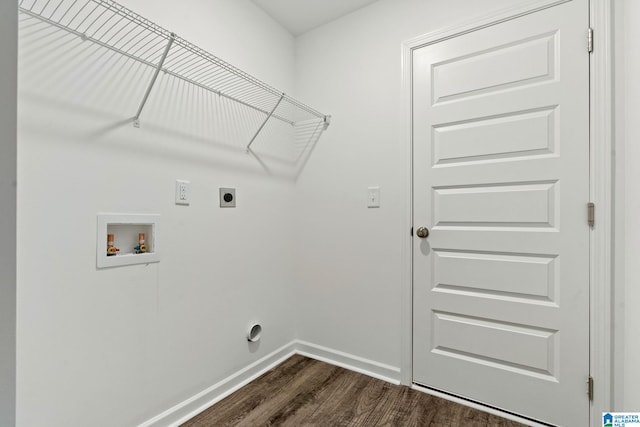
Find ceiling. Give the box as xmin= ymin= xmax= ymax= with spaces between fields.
xmin=250 ymin=0 xmax=380 ymax=36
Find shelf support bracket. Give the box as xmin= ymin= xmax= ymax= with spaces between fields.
xmin=246 ymin=93 xmax=285 ymax=151
xmin=133 ymin=33 xmax=176 ymax=127
xmin=323 ymin=115 xmax=332 ymax=130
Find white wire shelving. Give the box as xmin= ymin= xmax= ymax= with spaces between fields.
xmin=18 ymin=0 xmax=331 ymax=151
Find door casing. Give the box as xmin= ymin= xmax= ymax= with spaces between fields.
xmin=400 ymin=0 xmax=615 ymax=425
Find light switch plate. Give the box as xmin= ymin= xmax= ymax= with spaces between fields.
xmin=368 ymin=186 xmax=380 ymax=208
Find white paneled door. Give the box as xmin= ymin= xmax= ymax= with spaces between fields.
xmin=412 ymin=1 xmax=590 ymax=426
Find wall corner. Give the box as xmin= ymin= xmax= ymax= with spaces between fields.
xmin=0 ymin=0 xmax=18 ymax=425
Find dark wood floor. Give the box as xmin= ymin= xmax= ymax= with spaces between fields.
xmin=181 ymin=355 xmax=526 ymax=427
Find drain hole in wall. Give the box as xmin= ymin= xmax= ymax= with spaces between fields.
xmin=247 ymin=323 xmax=262 ymax=342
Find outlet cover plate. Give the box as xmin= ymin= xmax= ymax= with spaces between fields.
xmin=175 ymin=180 xmax=190 ymax=205
xmin=219 ymin=188 xmax=236 ymax=208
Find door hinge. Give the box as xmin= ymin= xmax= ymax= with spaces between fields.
xmin=588 ymin=27 xmax=594 ymax=53
xmin=588 ymin=202 xmax=595 ymax=227
xmin=588 ymin=376 xmax=594 ymax=401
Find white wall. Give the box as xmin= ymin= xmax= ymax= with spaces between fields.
xmin=0 ymin=1 xmax=18 ymax=426
xmin=293 ymin=0 xmax=534 ymax=373
xmin=294 ymin=0 xmax=639 ymax=411
xmin=16 ymin=1 xmax=297 ymax=426
xmin=615 ymin=0 xmax=640 ymax=410
xmin=14 ymin=0 xmax=639 ymax=424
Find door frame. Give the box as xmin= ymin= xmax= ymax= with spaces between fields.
xmin=400 ymin=0 xmax=614 ymax=425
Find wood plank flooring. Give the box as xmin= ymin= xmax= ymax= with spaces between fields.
xmin=180 ymin=355 xmax=527 ymax=427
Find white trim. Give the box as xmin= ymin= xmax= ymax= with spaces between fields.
xmin=400 ymin=35 xmax=413 ymax=387
xmin=411 ymin=384 xmax=550 ymax=427
xmin=401 ymin=1 xmax=615 ymax=426
xmin=589 ymin=0 xmax=615 ymax=420
xmin=138 ymin=340 xmax=402 ymax=427
xmin=402 ymin=0 xmax=570 ymax=50
xmin=610 ymin=0 xmax=625 ymax=411
xmin=296 ymin=340 xmax=401 ymax=385
xmin=138 ymin=338 xmax=563 ymax=427
xmin=138 ymin=341 xmax=297 ymax=427
xmin=139 ymin=338 xmax=562 ymax=427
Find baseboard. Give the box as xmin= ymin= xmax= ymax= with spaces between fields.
xmin=137 ymin=341 xmax=558 ymax=427
xmin=411 ymin=384 xmax=550 ymax=427
xmin=295 ymin=340 xmax=401 ymax=385
xmin=138 ymin=340 xmax=402 ymax=426
xmin=137 ymin=341 xmax=297 ymax=427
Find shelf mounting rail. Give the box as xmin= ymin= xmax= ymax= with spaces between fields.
xmin=18 ymin=0 xmax=330 ymax=147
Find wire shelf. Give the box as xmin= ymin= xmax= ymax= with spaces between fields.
xmin=18 ymin=0 xmax=330 ymax=150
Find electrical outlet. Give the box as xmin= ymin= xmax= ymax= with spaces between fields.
xmin=175 ymin=180 xmax=190 ymax=205
xmin=219 ymin=188 xmax=236 ymax=208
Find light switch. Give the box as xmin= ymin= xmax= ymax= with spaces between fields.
xmin=368 ymin=186 xmax=380 ymax=208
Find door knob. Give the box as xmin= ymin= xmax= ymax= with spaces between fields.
xmin=416 ymin=226 xmax=429 ymax=238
